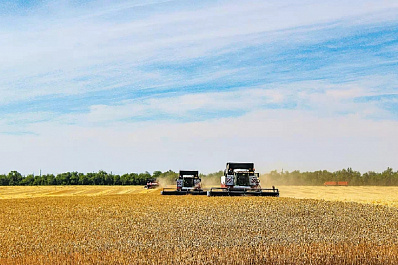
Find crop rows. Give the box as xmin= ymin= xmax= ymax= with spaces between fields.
xmin=1 ymin=191 xmax=397 ymax=264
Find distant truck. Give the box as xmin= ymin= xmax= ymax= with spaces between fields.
xmin=324 ymin=181 xmax=348 ymax=186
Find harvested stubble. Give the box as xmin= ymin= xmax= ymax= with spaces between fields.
xmin=0 ymin=191 xmax=397 ymax=264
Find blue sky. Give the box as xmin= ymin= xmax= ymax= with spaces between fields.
xmin=0 ymin=0 xmax=397 ymax=175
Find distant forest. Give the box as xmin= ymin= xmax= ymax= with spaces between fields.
xmin=264 ymin=168 xmax=398 ymax=186
xmin=0 ymin=167 xmax=398 ymax=186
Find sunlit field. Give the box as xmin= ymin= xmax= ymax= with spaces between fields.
xmin=0 ymin=185 xmax=147 ymax=199
xmin=1 ymin=186 xmax=397 ymax=264
xmin=278 ymin=186 xmax=398 ymax=208
xmin=2 ymin=185 xmax=398 ymax=207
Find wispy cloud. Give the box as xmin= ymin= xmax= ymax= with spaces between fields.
xmin=0 ymin=0 xmax=398 ymax=174
xmin=1 ymin=0 xmax=398 ymax=100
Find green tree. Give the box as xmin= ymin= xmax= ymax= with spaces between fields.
xmin=70 ymin=172 xmax=79 ymax=185
xmin=152 ymin=171 xmax=162 ymax=179
xmin=120 ymin=174 xmax=129 ymax=185
xmin=21 ymin=174 xmax=34 ymax=186
xmin=105 ymin=172 xmax=114 ymax=185
xmin=44 ymin=174 xmax=56 ymax=185
xmin=56 ymin=172 xmax=71 ymax=185
xmin=33 ymin=175 xmax=43 ymax=185
xmin=113 ymin=174 xmax=121 ymax=185
xmin=8 ymin=171 xmax=23 ymax=186
xmin=381 ymin=167 xmax=393 ymax=185
xmin=79 ymin=173 xmax=90 ymax=185
xmin=0 ymin=174 xmax=8 ymax=185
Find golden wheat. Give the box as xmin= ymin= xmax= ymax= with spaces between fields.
xmin=0 ymin=188 xmax=397 ymax=264
xmin=278 ymin=186 xmax=398 ymax=207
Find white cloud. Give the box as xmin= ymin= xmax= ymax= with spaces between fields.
xmin=67 ymin=87 xmax=290 ymax=124
xmin=1 ymin=0 xmax=398 ymax=103
xmin=1 ymin=77 xmax=395 ymax=127
xmin=1 ymin=107 xmax=398 ymax=175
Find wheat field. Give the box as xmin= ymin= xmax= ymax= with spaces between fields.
xmin=2 ymin=185 xmax=398 ymax=207
xmin=0 ymin=186 xmax=147 ymax=199
xmin=1 ymin=186 xmax=397 ymax=264
xmin=279 ymin=186 xmax=398 ymax=208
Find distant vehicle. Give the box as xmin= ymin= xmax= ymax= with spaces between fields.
xmin=207 ymin=162 xmax=279 ymax=196
xmin=161 ymin=170 xmax=206 ymax=195
xmin=324 ymin=181 xmax=348 ymax=186
xmin=144 ymin=179 xmax=159 ymax=189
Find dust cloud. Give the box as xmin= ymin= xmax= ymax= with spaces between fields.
xmin=156 ymin=177 xmax=175 ymax=188
xmin=201 ymin=175 xmax=221 ymax=188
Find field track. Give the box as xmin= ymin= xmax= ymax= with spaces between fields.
xmin=1 ymin=186 xmax=397 ymax=264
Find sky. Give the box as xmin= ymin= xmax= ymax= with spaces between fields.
xmin=0 ymin=0 xmax=397 ymax=175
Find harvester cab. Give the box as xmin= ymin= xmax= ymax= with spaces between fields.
xmin=222 ymin=163 xmax=260 ymax=188
xmin=177 ymin=170 xmax=201 ymax=191
xmin=208 ymin=162 xmax=279 ymax=196
xmin=161 ymin=170 xmax=207 ymax=195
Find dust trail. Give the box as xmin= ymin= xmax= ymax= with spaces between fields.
xmin=201 ymin=175 xmax=220 ymax=188
xmin=259 ymin=174 xmax=274 ymax=187
xmin=156 ymin=176 xmax=175 ymax=188
xmin=260 ymin=173 xmax=297 ymax=188
xmin=201 ymin=171 xmax=223 ymax=188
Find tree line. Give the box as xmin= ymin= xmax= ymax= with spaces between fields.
xmin=265 ymin=167 xmax=398 ymax=186
xmin=0 ymin=170 xmax=158 ymax=186
xmin=0 ymin=167 xmax=397 ymax=186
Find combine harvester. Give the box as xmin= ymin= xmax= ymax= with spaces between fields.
xmin=144 ymin=179 xmax=159 ymax=189
xmin=161 ymin=170 xmax=207 ymax=195
xmin=207 ymin=162 xmax=279 ymax=197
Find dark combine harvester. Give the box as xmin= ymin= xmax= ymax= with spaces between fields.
xmin=207 ymin=162 xmax=279 ymax=196
xmin=161 ymin=170 xmax=207 ymax=195
xmin=144 ymin=179 xmax=159 ymax=189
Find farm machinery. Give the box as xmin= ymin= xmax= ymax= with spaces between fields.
xmin=207 ymin=162 xmax=279 ymax=196
xmin=144 ymin=179 xmax=159 ymax=189
xmin=161 ymin=170 xmax=207 ymax=195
